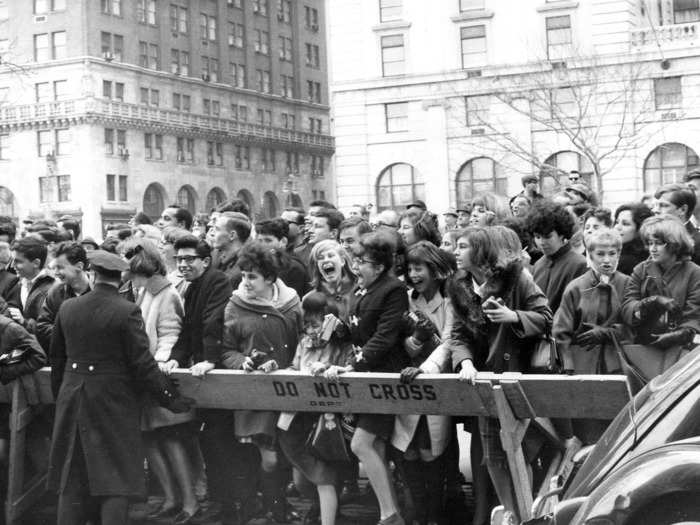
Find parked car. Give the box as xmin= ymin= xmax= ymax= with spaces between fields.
xmin=519 ymin=348 xmax=700 ymax=525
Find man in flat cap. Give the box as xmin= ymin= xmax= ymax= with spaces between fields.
xmin=48 ymin=250 xmax=192 ymax=525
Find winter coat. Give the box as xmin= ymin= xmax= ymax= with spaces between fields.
xmin=170 ymin=267 xmax=232 ymax=367
xmin=0 ymin=269 xmax=20 ymax=310
xmin=48 ymin=283 xmax=175 ymax=497
xmin=278 ymin=252 xmax=311 ymax=300
xmin=617 ymin=238 xmax=648 ymax=276
xmin=392 ymin=289 xmax=453 ymax=457
xmin=0 ymin=316 xmax=46 ymax=384
xmin=685 ymin=221 xmax=700 ymax=266
xmin=221 ymin=278 xmax=302 ymax=438
xmin=446 ymin=262 xmax=552 ymax=374
xmin=36 ymin=280 xmax=91 ymax=353
xmin=553 ymin=270 xmax=629 ymax=374
xmin=621 ymin=258 xmax=700 ymax=343
xmin=348 ymin=272 xmax=409 ymax=373
xmin=532 ymin=243 xmax=587 ymax=314
xmin=136 ymin=275 xmax=194 ymax=430
xmin=20 ymin=272 xmax=55 ymax=334
xmin=306 ymin=274 xmax=357 ymax=325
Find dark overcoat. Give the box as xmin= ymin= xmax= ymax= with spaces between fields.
xmin=348 ymin=272 xmax=409 ymax=373
xmin=532 ymin=243 xmax=587 ymax=314
xmin=47 ymin=283 xmax=173 ymax=497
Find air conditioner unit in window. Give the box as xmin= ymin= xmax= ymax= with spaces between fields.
xmin=102 ymin=51 xmax=114 ymax=61
xmin=661 ymin=111 xmax=678 ymax=120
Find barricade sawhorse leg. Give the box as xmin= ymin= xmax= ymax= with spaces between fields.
xmin=6 ymin=377 xmax=48 ymax=525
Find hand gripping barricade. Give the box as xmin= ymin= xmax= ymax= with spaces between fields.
xmin=0 ymin=367 xmax=632 ymax=524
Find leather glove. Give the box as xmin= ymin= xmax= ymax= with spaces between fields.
xmin=639 ymin=295 xmax=679 ymax=321
xmin=649 ymin=328 xmax=695 ymax=349
xmin=249 ymin=349 xmax=268 ymax=368
xmin=412 ymin=311 xmax=438 ymax=343
xmin=575 ymin=324 xmax=616 ymax=346
xmin=400 ymin=366 xmax=422 ymax=384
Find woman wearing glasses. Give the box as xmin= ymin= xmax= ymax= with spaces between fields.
xmin=621 ymin=215 xmax=700 ymax=375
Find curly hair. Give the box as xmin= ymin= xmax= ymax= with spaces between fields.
xmin=582 ymin=207 xmax=613 ymax=228
xmin=399 ymin=210 xmax=442 ymax=247
xmin=614 ymin=202 xmax=654 ymax=232
xmin=236 ymin=242 xmax=280 ymax=281
xmin=526 ymin=201 xmax=577 ymax=239
xmin=359 ymin=230 xmax=396 ymax=273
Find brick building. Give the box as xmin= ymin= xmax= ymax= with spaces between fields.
xmin=0 ymin=0 xmax=333 ymax=236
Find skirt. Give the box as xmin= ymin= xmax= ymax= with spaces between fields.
xmin=279 ymin=413 xmax=338 ymax=486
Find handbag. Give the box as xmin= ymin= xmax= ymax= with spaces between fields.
xmin=612 ymin=335 xmax=694 ymax=395
xmin=530 ymin=331 xmax=562 ymax=373
xmin=306 ymin=413 xmax=351 ymax=463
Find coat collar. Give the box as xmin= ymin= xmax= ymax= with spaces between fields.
xmin=143 ymin=274 xmax=172 ymax=296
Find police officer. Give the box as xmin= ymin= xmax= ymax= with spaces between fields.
xmin=48 ymin=250 xmax=192 ymax=525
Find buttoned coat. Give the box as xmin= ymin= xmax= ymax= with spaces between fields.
xmin=532 ymin=243 xmax=587 ymax=314
xmin=47 ymin=283 xmax=174 ymax=497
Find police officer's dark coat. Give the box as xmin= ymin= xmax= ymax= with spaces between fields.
xmin=47 ymin=283 xmax=173 ymax=497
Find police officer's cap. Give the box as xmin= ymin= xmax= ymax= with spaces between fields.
xmin=87 ymin=250 xmax=129 ymax=272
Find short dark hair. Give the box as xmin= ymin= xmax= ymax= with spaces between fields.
xmin=654 ymin=183 xmax=697 ymax=220
xmin=359 ymin=230 xmax=396 ymax=273
xmin=173 ymin=235 xmax=211 ymax=260
xmin=215 ymin=199 xmax=251 ymax=218
xmin=614 ymin=202 xmax=653 ymax=232
xmin=132 ymin=212 xmax=152 ymax=225
xmin=219 ymin=213 xmax=252 ymax=243
xmin=236 ymin=242 xmax=280 ymax=281
xmin=339 ymin=216 xmax=372 ymax=236
xmin=55 ymin=241 xmax=87 ymax=266
xmin=100 ymin=238 xmax=120 ymax=254
xmin=314 ymin=208 xmax=344 ymax=231
xmin=12 ymin=236 xmax=48 ymax=268
xmin=256 ymin=218 xmax=289 ymax=241
xmin=405 ymin=240 xmax=455 ymax=282
xmin=302 ymin=291 xmax=339 ymax=318
xmin=105 ymin=222 xmax=130 ymax=232
xmin=309 ymin=200 xmax=336 ymax=210
xmin=0 ymin=221 xmax=17 ymax=243
xmin=60 ymin=220 xmax=81 ymax=240
xmin=283 ymin=207 xmax=305 ymax=225
xmin=166 ymin=205 xmax=194 ymax=230
xmin=582 ymin=207 xmax=613 ymax=228
xmin=526 ymin=201 xmax=577 ymax=239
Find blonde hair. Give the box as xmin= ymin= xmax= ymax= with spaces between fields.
xmin=308 ymin=240 xmax=355 ymax=289
xmin=640 ymin=215 xmax=694 ymax=258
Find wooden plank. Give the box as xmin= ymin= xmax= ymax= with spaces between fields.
xmin=6 ymin=382 xmax=27 ymax=525
xmin=1 ymin=369 xmax=631 ymax=419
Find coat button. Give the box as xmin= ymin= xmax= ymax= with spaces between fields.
xmin=72 ymin=363 xmax=77 ymax=369
xmin=88 ymin=365 xmax=94 ymax=372
xmin=503 ymin=353 xmax=510 ymax=361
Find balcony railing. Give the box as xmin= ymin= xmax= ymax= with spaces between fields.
xmin=0 ymin=97 xmax=335 ymax=150
xmin=630 ymin=21 xmax=699 ymax=48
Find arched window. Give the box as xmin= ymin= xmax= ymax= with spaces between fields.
xmin=237 ymin=189 xmax=254 ymax=215
xmin=143 ymin=183 xmax=166 ymax=222
xmin=262 ymin=191 xmax=279 ymax=218
xmin=205 ymin=187 xmax=226 ymax=211
xmin=643 ymin=143 xmax=699 ymax=191
xmin=376 ymin=163 xmax=424 ymax=212
xmin=539 ymin=151 xmax=594 ymax=196
xmin=176 ymin=185 xmax=197 ymax=214
xmin=0 ymin=187 xmax=15 ymax=218
xmin=455 ymin=157 xmax=506 ymax=207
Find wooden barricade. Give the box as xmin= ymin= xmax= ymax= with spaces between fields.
xmin=0 ymin=368 xmax=632 ymax=524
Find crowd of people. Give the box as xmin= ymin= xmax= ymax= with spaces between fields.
xmin=0 ymin=168 xmax=699 ymax=525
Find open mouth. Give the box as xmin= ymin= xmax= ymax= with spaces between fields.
xmin=321 ymin=262 xmax=336 ymax=276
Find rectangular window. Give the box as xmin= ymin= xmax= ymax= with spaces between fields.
xmin=104 ymin=128 xmax=114 ymax=155
xmin=55 ymin=128 xmax=70 ymax=156
xmin=154 ymin=134 xmax=163 ymax=159
xmin=212 ymin=100 xmax=220 ymax=116
xmin=54 ymin=80 xmax=68 ymax=100
xmin=281 ymin=74 xmax=294 ymax=97
xmin=461 ymin=25 xmax=486 ymax=67
xmin=200 ymin=13 xmax=217 ymax=41
xmin=171 ymin=49 xmax=180 ymax=74
xmin=137 ymin=0 xmax=157 ymax=24
xmin=306 ymin=81 xmax=321 ymax=103
xmin=262 ymin=148 xmax=276 ymax=171
xmin=654 ymin=77 xmax=682 ymax=109
xmin=0 ymin=134 xmax=8 ymax=160
xmin=0 ymin=0 xmax=6 ymax=20
xmin=674 ymin=0 xmax=700 ymax=23
xmin=118 ymin=175 xmax=127 ymax=201
xmin=149 ymin=43 xmax=160 ymax=69
xmin=256 ymin=69 xmax=271 ymax=93
xmin=278 ymin=0 xmax=291 ymax=22
xmin=51 ymin=31 xmax=66 ymax=59
xmin=139 ymin=41 xmax=148 ymax=67
xmin=203 ymin=98 xmax=211 ymax=115
xmin=253 ymin=0 xmax=268 ymax=16
xmin=281 ymin=112 xmax=295 ymax=129
xmin=34 ymin=34 xmax=49 ymax=61
xmin=106 ymin=174 xmax=127 ymax=201
xmin=117 ymin=129 xmax=126 ymax=150
xmin=34 ymin=0 xmax=48 ymax=14
xmin=228 ymin=22 xmax=244 ymax=47
xmin=385 ymin=102 xmax=408 ymax=132
xmin=257 ymin=109 xmax=272 ymax=126
xmin=229 ymin=0 xmax=243 ymax=7
xmin=381 ymin=34 xmax=404 ymax=76
xmin=459 ymin=0 xmax=485 ymax=11
xmin=304 ymin=6 xmax=319 ymax=30
xmin=102 ymin=0 xmax=122 ymax=15
xmin=234 ymin=145 xmax=250 ymax=169
xmin=308 ymin=117 xmax=322 ymax=133
xmin=37 ymin=130 xmax=52 ymax=156
xmin=311 ymin=155 xmax=324 ymax=177
xmin=285 ymin=151 xmax=299 ymax=173
xmin=186 ymin=138 xmax=194 ymax=161
xmin=176 ymin=137 xmax=185 ymax=162
xmin=106 ymin=174 xmax=115 ymax=201
xmin=201 ymin=56 xmax=218 ymax=81
xmin=144 ymin=133 xmax=153 ymax=159
xmin=280 ymin=36 xmax=293 ymax=61
xmin=215 ymin=142 xmax=223 ymax=165
xmin=170 ymin=4 xmax=188 ymax=32
xmin=113 ymin=34 xmax=123 ymax=61
xmin=379 ymin=0 xmax=401 ymax=22
xmin=546 ymin=15 xmax=572 ymax=60
xmin=465 ymin=95 xmax=489 ymax=126
xmin=182 ymin=94 xmax=191 ymax=112
xmin=40 ymin=175 xmax=71 ymax=203
xmin=231 ymin=63 xmax=246 ymax=88
xmin=114 ymin=82 xmax=124 ymax=101
xmin=36 ymin=82 xmax=51 ymax=103
xmin=206 ymin=141 xmax=214 ymax=165
xmin=550 ymin=86 xmax=577 ymax=117
xmin=140 ymin=87 xmax=149 ymax=105
xmin=255 ymin=30 xmax=269 ymax=54
xmin=305 ymin=43 xmax=320 ymax=68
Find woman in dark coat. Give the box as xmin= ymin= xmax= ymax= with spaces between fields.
xmin=614 ymin=203 xmax=652 ymax=275
xmin=221 ymin=243 xmax=302 ymax=520
xmin=324 ymin=230 xmax=409 ymax=525
xmin=446 ymin=226 xmax=552 ymax=522
xmin=621 ymin=216 xmax=700 ymax=372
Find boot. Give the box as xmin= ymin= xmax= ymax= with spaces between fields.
xmin=424 ymin=455 xmax=446 ymax=525
xmin=402 ymin=459 xmax=426 ymax=525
